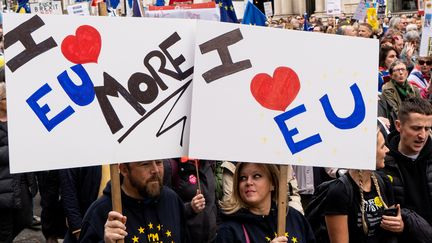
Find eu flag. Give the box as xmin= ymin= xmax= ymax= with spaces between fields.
xmin=241 ymin=1 xmax=266 ymax=26
xmin=17 ymin=0 xmax=30 ymax=13
xmin=108 ymin=0 xmax=120 ymax=9
xmin=155 ymin=0 xmax=165 ymax=6
xmin=216 ymin=0 xmax=238 ymax=23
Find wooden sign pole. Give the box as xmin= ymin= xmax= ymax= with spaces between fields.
xmin=98 ymin=2 xmax=108 ymax=16
xmin=109 ymin=164 xmax=124 ymax=243
xmin=277 ymin=165 xmax=288 ymax=236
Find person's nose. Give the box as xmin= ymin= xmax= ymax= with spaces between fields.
xmin=246 ymin=176 xmax=254 ymax=185
xmin=150 ymin=161 xmax=159 ymax=174
xmin=419 ymin=129 xmax=427 ymax=140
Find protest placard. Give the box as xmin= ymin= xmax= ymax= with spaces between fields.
xmin=326 ymin=0 xmax=341 ymax=15
xmin=145 ymin=2 xmax=220 ymax=21
xmin=5 ymin=14 xmax=379 ymax=173
xmin=189 ymin=21 xmax=379 ymax=170
xmin=4 ymin=13 xmax=195 ymax=172
xmin=353 ymin=1 xmax=367 ymax=21
xmin=30 ymin=0 xmax=63 ymax=15
xmin=420 ymin=0 xmax=432 ymax=56
xmin=66 ymin=2 xmax=91 ymax=15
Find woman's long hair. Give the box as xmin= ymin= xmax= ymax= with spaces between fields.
xmin=358 ymin=128 xmax=389 ymax=234
xmin=220 ymin=162 xmax=280 ymax=215
xmin=358 ymin=171 xmax=389 ymax=235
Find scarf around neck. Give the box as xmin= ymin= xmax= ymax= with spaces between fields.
xmin=392 ymin=79 xmax=414 ymax=98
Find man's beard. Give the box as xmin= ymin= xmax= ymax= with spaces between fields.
xmin=130 ymin=175 xmax=163 ymax=199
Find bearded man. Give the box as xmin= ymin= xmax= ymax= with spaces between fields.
xmin=79 ymin=160 xmax=190 ymax=243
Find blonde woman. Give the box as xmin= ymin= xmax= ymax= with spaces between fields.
xmin=216 ymin=162 xmax=315 ymax=243
xmin=324 ymin=129 xmax=404 ymax=243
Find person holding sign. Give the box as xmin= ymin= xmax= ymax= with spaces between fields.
xmin=216 ymin=162 xmax=315 ymax=243
xmin=78 ymin=160 xmax=190 ymax=243
xmin=325 ymin=128 xmax=404 ymax=243
xmin=163 ymin=158 xmax=217 ymax=243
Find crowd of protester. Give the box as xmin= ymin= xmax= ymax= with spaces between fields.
xmin=1 ymin=9 xmax=432 ymax=243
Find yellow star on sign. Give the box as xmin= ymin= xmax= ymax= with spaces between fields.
xmin=219 ymin=2 xmax=222 ymax=7
xmin=132 ymin=235 xmax=139 ymax=243
xmin=157 ymin=224 xmax=161 ymax=231
xmin=230 ymin=6 xmax=234 ymax=11
xmin=224 ymin=6 xmax=228 ymax=10
xmin=148 ymin=223 xmax=153 ymax=229
xmin=285 ymin=232 xmax=289 ymax=237
xmin=166 ymin=230 xmax=172 ymax=237
xmin=265 ymin=236 xmax=271 ymax=241
xmin=292 ymin=237 xmax=298 ymax=243
xmin=138 ymin=227 xmax=145 ymax=234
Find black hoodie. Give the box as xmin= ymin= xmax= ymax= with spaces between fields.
xmin=384 ymin=131 xmax=432 ymax=224
xmin=383 ymin=131 xmax=432 ymax=243
xmin=78 ymin=182 xmax=189 ymax=243
xmin=216 ymin=203 xmax=315 ymax=243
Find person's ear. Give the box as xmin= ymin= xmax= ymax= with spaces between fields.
xmin=118 ymin=164 xmax=128 ymax=177
xmin=395 ymin=120 xmax=402 ymax=132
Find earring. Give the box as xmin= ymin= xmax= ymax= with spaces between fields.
xmin=270 ymin=186 xmax=275 ymax=191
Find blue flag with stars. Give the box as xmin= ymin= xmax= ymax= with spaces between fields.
xmin=216 ymin=0 xmax=238 ymax=23
xmin=17 ymin=0 xmax=30 ymax=13
xmin=241 ymin=1 xmax=266 ymax=26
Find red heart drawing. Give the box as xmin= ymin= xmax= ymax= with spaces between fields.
xmin=250 ymin=66 xmax=301 ymax=111
xmin=61 ymin=25 xmax=101 ymax=64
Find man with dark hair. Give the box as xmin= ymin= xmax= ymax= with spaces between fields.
xmin=382 ymin=97 xmax=432 ymax=242
xmin=79 ymin=160 xmax=189 ymax=243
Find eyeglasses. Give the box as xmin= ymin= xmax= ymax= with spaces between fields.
xmin=418 ymin=60 xmax=432 ymax=65
xmin=392 ymin=67 xmax=407 ymax=73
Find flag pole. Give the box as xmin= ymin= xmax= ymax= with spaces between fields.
xmin=277 ymin=164 xmax=288 ymax=236
xmin=109 ymin=164 xmax=124 ymax=243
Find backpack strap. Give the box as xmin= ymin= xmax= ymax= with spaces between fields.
xmin=242 ymin=224 xmax=250 ymax=243
xmin=338 ymin=175 xmax=354 ymax=205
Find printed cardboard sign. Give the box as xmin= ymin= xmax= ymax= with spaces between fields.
xmin=4 ymin=13 xmax=195 ymax=172
xmin=189 ymin=21 xmax=379 ymax=170
xmin=30 ymin=1 xmax=63 ymax=15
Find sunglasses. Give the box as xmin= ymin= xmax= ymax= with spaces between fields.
xmin=419 ymin=60 xmax=432 ymax=65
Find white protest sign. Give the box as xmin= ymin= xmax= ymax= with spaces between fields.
xmin=4 ymin=13 xmax=195 ymax=172
xmin=263 ymin=2 xmax=273 ymax=17
xmin=30 ymin=1 xmax=63 ymax=15
xmin=66 ymin=2 xmax=90 ymax=15
xmin=326 ymin=0 xmax=341 ymax=15
xmin=420 ymin=1 xmax=432 ymax=56
xmin=189 ymin=21 xmax=379 ymax=170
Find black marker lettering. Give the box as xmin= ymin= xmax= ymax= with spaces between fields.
xmin=5 ymin=15 xmax=57 ymax=72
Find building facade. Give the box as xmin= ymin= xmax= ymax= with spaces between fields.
xmin=271 ymin=0 xmax=418 ymax=17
